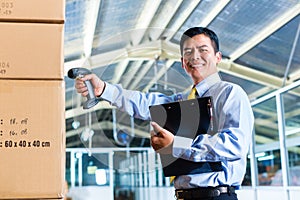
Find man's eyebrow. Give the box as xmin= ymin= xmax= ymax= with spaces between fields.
xmin=197 ymin=45 xmax=208 ymax=48
xmin=183 ymin=45 xmax=208 ymax=51
xmin=183 ymin=47 xmax=192 ymax=51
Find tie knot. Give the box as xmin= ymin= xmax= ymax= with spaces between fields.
xmin=188 ymin=87 xmax=197 ymax=99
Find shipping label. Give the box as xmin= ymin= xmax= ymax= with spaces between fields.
xmin=0 ymin=117 xmax=51 ymax=149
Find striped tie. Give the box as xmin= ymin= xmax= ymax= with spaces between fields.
xmin=170 ymin=87 xmax=197 ymax=184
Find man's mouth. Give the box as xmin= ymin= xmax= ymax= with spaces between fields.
xmin=188 ymin=63 xmax=204 ymax=68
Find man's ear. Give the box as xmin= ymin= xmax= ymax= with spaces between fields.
xmin=181 ymin=57 xmax=184 ymax=68
xmin=216 ymin=51 xmax=222 ymax=63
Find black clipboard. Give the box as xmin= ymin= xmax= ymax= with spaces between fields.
xmin=149 ymin=96 xmax=213 ymax=138
xmin=149 ymin=96 xmax=223 ymax=176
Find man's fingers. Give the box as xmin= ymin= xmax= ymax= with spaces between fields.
xmin=79 ymin=73 xmax=93 ymax=81
xmin=75 ymin=82 xmax=85 ymax=90
xmin=150 ymin=130 xmax=156 ymax=137
xmin=151 ymin=121 xmax=163 ymax=135
xmin=74 ymin=74 xmax=99 ymax=97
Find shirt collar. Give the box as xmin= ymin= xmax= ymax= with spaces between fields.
xmin=195 ymin=72 xmax=222 ymax=97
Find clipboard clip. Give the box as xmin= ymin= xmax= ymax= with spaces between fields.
xmin=176 ymin=93 xmax=183 ymax=101
xmin=207 ymin=98 xmax=214 ymax=132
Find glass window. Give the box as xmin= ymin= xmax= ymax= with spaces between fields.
xmin=283 ymin=87 xmax=300 ymax=186
xmin=242 ymin=155 xmax=252 ymax=186
xmin=262 ymin=150 xmax=281 ymax=186
xmin=66 ymin=151 xmax=110 ymax=187
xmin=253 ymin=97 xmax=282 ymax=186
xmin=65 ymin=151 xmax=71 ymax=185
xmin=283 ymin=90 xmax=300 ymax=140
xmin=287 ymin=146 xmax=300 ymax=186
xmin=82 ymin=153 xmax=109 ymax=186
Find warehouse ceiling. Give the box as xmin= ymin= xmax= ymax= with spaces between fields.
xmin=64 ymin=0 xmax=300 ymax=149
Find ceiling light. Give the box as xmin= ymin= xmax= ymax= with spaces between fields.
xmin=81 ymin=127 xmax=94 ymax=142
xmin=72 ymin=120 xmax=80 ymax=129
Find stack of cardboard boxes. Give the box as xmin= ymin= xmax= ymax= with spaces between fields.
xmin=0 ymin=0 xmax=65 ymax=199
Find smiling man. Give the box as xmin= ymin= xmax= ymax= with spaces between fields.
xmin=74 ymin=27 xmax=254 ymax=200
xmin=180 ymin=28 xmax=222 ymax=85
xmin=150 ymin=27 xmax=254 ymax=200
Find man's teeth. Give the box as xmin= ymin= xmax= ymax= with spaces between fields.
xmin=190 ymin=64 xmax=202 ymax=68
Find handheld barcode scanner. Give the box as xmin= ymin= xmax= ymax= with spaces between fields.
xmin=68 ymin=68 xmax=100 ymax=109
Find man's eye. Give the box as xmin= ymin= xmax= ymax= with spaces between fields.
xmin=184 ymin=51 xmax=192 ymax=55
xmin=199 ymin=49 xmax=208 ymax=52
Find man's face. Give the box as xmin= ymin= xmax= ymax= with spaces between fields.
xmin=181 ymin=34 xmax=222 ymax=85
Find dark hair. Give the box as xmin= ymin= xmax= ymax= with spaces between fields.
xmin=180 ymin=27 xmax=220 ymax=55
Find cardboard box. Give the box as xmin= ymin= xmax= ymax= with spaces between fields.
xmin=8 ymin=199 xmax=64 ymax=200
xmin=0 ymin=0 xmax=65 ymax=22
xmin=0 ymin=80 xmax=65 ymax=199
xmin=0 ymin=22 xmax=64 ymax=80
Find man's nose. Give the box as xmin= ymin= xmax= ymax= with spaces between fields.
xmin=191 ymin=49 xmax=200 ymax=60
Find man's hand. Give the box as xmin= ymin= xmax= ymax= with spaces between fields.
xmin=75 ymin=74 xmax=105 ymax=97
xmin=150 ymin=122 xmax=174 ymax=154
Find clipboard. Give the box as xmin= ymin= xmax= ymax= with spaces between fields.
xmin=149 ymin=96 xmax=213 ymax=138
xmin=149 ymin=96 xmax=223 ymax=176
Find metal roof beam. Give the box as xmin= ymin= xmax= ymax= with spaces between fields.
xmin=128 ymin=60 xmax=155 ymax=90
xmin=83 ymin=0 xmax=101 ymax=57
xmin=122 ymin=60 xmax=145 ymax=89
xmin=142 ymin=59 xmax=175 ymax=92
xmin=145 ymin=0 xmax=183 ymax=41
xmin=166 ymin=0 xmax=201 ymax=39
xmin=248 ymin=87 xmax=274 ymax=101
xmin=218 ymin=59 xmax=288 ymax=88
xmin=80 ymin=40 xmax=179 ymax=70
xmin=111 ymin=60 xmax=130 ymax=84
xmin=131 ymin=0 xmax=162 ymax=46
xmin=198 ymin=0 xmax=231 ymax=27
xmin=289 ymin=69 xmax=300 ymax=82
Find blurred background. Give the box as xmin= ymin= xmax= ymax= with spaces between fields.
xmin=63 ymin=1 xmax=300 ymax=200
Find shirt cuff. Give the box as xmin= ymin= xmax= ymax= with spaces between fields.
xmin=100 ymin=82 xmax=115 ymax=101
xmin=172 ymin=136 xmax=193 ymax=158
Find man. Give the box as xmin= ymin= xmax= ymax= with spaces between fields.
xmin=75 ymin=27 xmax=254 ymax=200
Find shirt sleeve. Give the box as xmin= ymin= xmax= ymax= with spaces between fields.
xmin=100 ymin=82 xmax=175 ymax=120
xmin=172 ymin=84 xmax=254 ymax=162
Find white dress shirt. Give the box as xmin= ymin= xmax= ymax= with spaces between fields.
xmin=101 ymin=72 xmax=254 ymax=189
